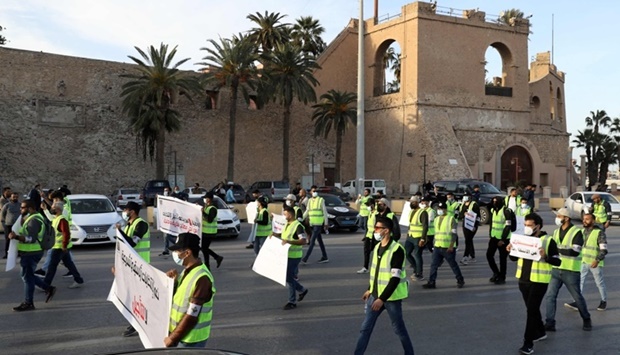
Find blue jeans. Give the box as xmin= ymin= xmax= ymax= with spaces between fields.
xmin=177 ymin=339 xmax=207 ymax=348
xmin=42 ymin=249 xmax=74 ymax=271
xmin=428 ymin=247 xmax=464 ymax=284
xmin=358 ymin=215 xmax=368 ymax=231
xmin=303 ymin=226 xmax=327 ymax=262
xmin=43 ymin=248 xmax=84 ymax=286
xmin=19 ymin=252 xmax=46 ymax=303
xmin=354 ymin=295 xmax=414 ymax=355
xmin=545 ymin=268 xmax=590 ymax=325
xmin=253 ymin=236 xmax=267 ymax=255
xmin=404 ymin=238 xmax=423 ymax=277
xmin=287 ymin=258 xmax=305 ymax=304
xmin=581 ymin=263 xmax=606 ymax=302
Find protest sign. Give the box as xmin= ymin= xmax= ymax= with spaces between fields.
xmin=464 ymin=211 xmax=477 ymax=231
xmin=509 ymin=233 xmax=542 ymax=261
xmin=246 ymin=201 xmax=258 ymax=224
xmin=156 ymin=196 xmax=202 ymax=236
xmin=107 ymin=232 xmax=174 ymax=348
xmin=399 ymin=203 xmax=412 ymax=226
xmin=252 ymin=236 xmax=290 ymax=286
xmin=515 ymin=215 xmax=525 ymax=235
xmin=272 ymin=214 xmax=287 ymax=234
xmin=5 ymin=240 xmax=18 ymax=272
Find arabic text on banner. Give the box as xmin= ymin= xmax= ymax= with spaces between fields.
xmin=271 ymin=214 xmax=286 ymax=234
xmin=156 ymin=195 xmax=202 ymax=236
xmin=509 ymin=233 xmax=542 ymax=261
xmin=464 ymin=211 xmax=477 ymax=231
xmin=252 ymin=236 xmax=290 ymax=286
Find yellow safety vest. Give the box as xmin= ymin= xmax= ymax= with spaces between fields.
xmin=516 ymin=235 xmax=552 ymax=283
xmin=552 ymin=225 xmax=580 ymax=272
xmin=17 ymin=213 xmax=45 ymax=252
xmin=408 ymin=208 xmax=424 ymax=239
xmin=504 ymin=195 xmax=521 ymax=208
xmin=425 ymin=207 xmax=435 ymax=235
xmin=63 ymin=196 xmax=73 ymax=224
xmin=255 ymin=209 xmax=272 ymax=237
xmin=202 ymin=205 xmax=218 ymax=235
xmin=308 ymin=197 xmax=325 ymax=225
xmin=124 ymin=217 xmax=150 ymax=263
xmin=515 ymin=206 xmax=531 ymax=217
xmin=592 ymin=203 xmax=607 ymax=224
xmin=491 ymin=207 xmax=507 ymax=239
xmin=369 ymin=241 xmax=408 ymax=301
xmin=169 ymin=263 xmax=215 ymax=343
xmin=446 ymin=200 xmax=460 ymax=219
xmin=582 ymin=228 xmax=604 ymax=267
xmin=282 ymin=220 xmax=304 ymax=258
xmin=433 ymin=215 xmax=455 ymax=248
xmin=366 ymin=211 xmax=377 ymax=239
xmin=52 ymin=215 xmax=72 ymax=249
xmin=359 ymin=196 xmax=371 ymax=217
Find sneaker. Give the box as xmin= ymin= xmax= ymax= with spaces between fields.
xmin=468 ymin=257 xmax=476 ymax=263
xmin=68 ymin=281 xmax=83 ymax=289
xmin=35 ymin=285 xmax=46 ymax=292
xmin=45 ymin=286 xmax=56 ymax=303
xmin=410 ymin=275 xmax=424 ymax=281
xmin=544 ymin=323 xmax=556 ymax=332
xmin=245 ymin=244 xmax=254 ymax=249
xmin=62 ymin=271 xmax=73 ymax=278
xmin=159 ymin=251 xmax=169 ymax=256
xmin=597 ymin=301 xmax=607 ymax=311
xmin=298 ymin=289 xmax=309 ymax=302
xmin=494 ymin=278 xmax=506 ymax=285
xmin=300 ymin=260 xmax=308 ymax=265
xmin=459 ymin=258 xmax=468 ymax=266
xmin=422 ymin=282 xmax=436 ymax=289
xmin=583 ymin=318 xmax=592 ymax=331
xmin=13 ymin=302 xmax=35 ymax=312
xmin=216 ymin=255 xmax=224 ymax=268
xmin=489 ymin=274 xmax=498 ymax=282
xmin=519 ymin=345 xmax=534 ymax=355
xmin=318 ymin=257 xmax=329 ymax=264
xmin=123 ymin=325 xmax=138 ymax=337
xmin=564 ymin=301 xmax=578 ymax=311
xmin=457 ymin=280 xmax=465 ymax=288
xmin=356 ymin=267 xmax=369 ymax=274
xmin=283 ymin=302 xmax=297 ymax=310
xmin=34 ymin=269 xmax=46 ymax=277
xmin=533 ymin=334 xmax=547 ymax=342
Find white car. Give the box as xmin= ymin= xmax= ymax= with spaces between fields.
xmin=68 ymin=194 xmax=124 ymax=245
xmin=199 ymin=196 xmax=241 ymax=238
xmin=111 ymin=188 xmax=143 ymax=209
xmin=182 ymin=187 xmax=208 ymax=203
xmin=563 ymin=192 xmax=620 ymax=221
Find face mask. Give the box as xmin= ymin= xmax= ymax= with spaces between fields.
xmin=367 ymin=206 xmax=372 ymax=211
xmin=373 ymin=232 xmax=383 ymax=241
xmin=203 ymin=198 xmax=208 ymax=204
xmin=172 ymin=251 xmax=185 ymax=266
xmin=523 ymin=226 xmax=534 ymax=236
xmin=419 ymin=204 xmax=427 ymax=209
xmin=447 ymin=198 xmax=454 ymax=202
xmin=286 ymin=200 xmax=293 ymax=206
xmin=437 ymin=209 xmax=445 ymax=216
xmin=163 ymin=191 xmax=169 ymax=196
xmin=312 ymin=192 xmax=318 ymax=198
xmin=11 ymin=199 xmax=18 ymax=203
xmin=462 ymin=196 xmax=469 ymax=202
xmin=377 ymin=205 xmax=385 ymax=212
xmin=122 ymin=211 xmax=130 ymax=221
xmin=555 ymin=217 xmax=563 ymax=226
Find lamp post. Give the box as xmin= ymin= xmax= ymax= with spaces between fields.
xmin=510 ymin=157 xmax=520 ymax=183
xmin=355 ymin=0 xmax=365 ymax=197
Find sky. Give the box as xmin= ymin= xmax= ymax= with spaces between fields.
xmin=1 ymin=0 xmax=618 ymax=164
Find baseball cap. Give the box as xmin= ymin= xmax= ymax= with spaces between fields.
xmin=285 ymin=194 xmax=296 ymax=201
xmin=169 ymin=233 xmax=201 ymax=252
xmin=409 ymin=196 xmax=419 ymax=202
xmin=554 ymin=208 xmax=570 ymax=218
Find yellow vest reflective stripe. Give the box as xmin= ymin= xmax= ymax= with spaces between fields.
xmin=369 ymin=241 xmax=408 ymax=301
xmin=433 ymin=215 xmax=454 ymax=248
xmin=491 ymin=208 xmax=506 ymax=239
xmin=359 ymin=196 xmax=371 ymax=217
xmin=593 ymin=203 xmax=607 ymax=223
xmin=255 ymin=209 xmax=272 ymax=237
xmin=446 ymin=200 xmax=459 ymax=218
xmin=582 ymin=229 xmax=603 ymax=266
xmin=282 ymin=220 xmax=304 ymax=258
xmin=202 ymin=205 xmax=218 ymax=234
xmin=552 ymin=226 xmax=581 ymax=271
xmin=169 ymin=264 xmax=215 ymax=343
xmin=365 ymin=212 xmax=377 ymax=239
xmin=425 ymin=207 xmax=435 ymax=235
xmin=124 ymin=217 xmax=150 ymax=263
xmin=516 ymin=235 xmax=552 ymax=283
xmin=408 ymin=208 xmax=424 ymax=238
xmin=17 ymin=213 xmax=44 ymax=252
xmin=293 ymin=206 xmax=301 ymax=220
xmin=308 ymin=197 xmax=325 ymax=225
xmin=52 ymin=215 xmax=72 ymax=249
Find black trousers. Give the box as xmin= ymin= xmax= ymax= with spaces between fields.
xmin=486 ymin=237 xmax=508 ymax=279
xmin=519 ymin=281 xmax=548 ymax=346
xmin=362 ymin=237 xmax=378 ymax=269
xmin=201 ymin=233 xmax=221 ymax=269
xmin=462 ymin=226 xmax=477 ymax=258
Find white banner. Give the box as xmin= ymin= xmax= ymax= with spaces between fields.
xmin=246 ymin=202 xmax=258 ymax=224
xmin=464 ymin=211 xmax=477 ymax=231
xmin=515 ymin=216 xmax=525 ymax=235
xmin=156 ymin=195 xmax=202 ymax=236
xmin=5 ymin=239 xmax=18 ymax=272
xmin=271 ymin=214 xmax=287 ymax=234
xmin=107 ymin=232 xmax=174 ymax=348
xmin=509 ymin=233 xmax=542 ymax=261
xmin=252 ymin=236 xmax=290 ymax=286
xmin=399 ymin=203 xmax=412 ymax=226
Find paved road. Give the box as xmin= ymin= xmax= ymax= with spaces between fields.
xmin=0 ymin=206 xmax=618 ymax=355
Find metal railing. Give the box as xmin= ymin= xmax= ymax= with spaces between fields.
xmin=376 ymin=12 xmax=402 ymax=24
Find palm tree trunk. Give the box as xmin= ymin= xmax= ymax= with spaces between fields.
xmin=227 ymin=84 xmax=239 ymax=181
xmin=335 ymin=129 xmax=342 ymax=184
xmin=156 ymin=130 xmax=166 ymax=179
xmin=282 ymin=103 xmax=291 ymax=181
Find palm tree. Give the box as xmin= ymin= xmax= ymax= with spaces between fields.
xmin=391 ymin=55 xmax=401 ymax=83
xmin=262 ymin=43 xmax=320 ymax=181
xmin=573 ymin=128 xmax=597 ymax=189
xmin=311 ymin=90 xmax=357 ymax=183
xmin=596 ymin=136 xmax=618 ymax=186
xmin=198 ymin=35 xmax=260 ymax=181
xmin=499 ymin=8 xmax=533 ymax=34
xmin=120 ymin=43 xmax=201 ymax=179
xmin=247 ymin=11 xmax=290 ymax=53
xmin=291 ymin=16 xmax=327 ymax=57
xmin=382 ymin=47 xmax=397 ymax=90
xmin=585 ymin=110 xmax=611 ymax=135
xmin=0 ymin=25 xmax=6 ymax=45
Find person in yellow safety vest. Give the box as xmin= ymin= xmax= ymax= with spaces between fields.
xmin=504 ymin=188 xmax=521 ymax=212
xmin=8 ymin=199 xmax=52 ymax=311
xmin=404 ymin=196 xmax=428 ymax=281
xmin=254 ymin=197 xmax=272 ymax=255
xmin=422 ymin=203 xmax=465 ymax=289
xmin=278 ymin=206 xmax=309 ymax=310
xmin=515 ymin=200 xmax=532 ymax=217
xmin=564 ymin=212 xmax=608 ymax=313
xmin=37 ymin=190 xmax=75 ymax=278
xmin=354 ymin=216 xmax=414 ymax=355
xmin=419 ymin=196 xmax=435 ymax=252
xmin=357 ymin=198 xmax=377 ymax=274
xmin=458 ymin=192 xmax=480 ymax=265
xmin=356 ymin=188 xmax=372 ymax=231
xmin=200 ymin=192 xmax=224 ymax=269
xmin=543 ymin=208 xmax=592 ymax=332
xmin=507 ymin=212 xmax=561 ymax=355
xmin=283 ymin=194 xmax=303 ymax=221
xmin=375 ymin=198 xmax=401 ymax=241
xmin=301 ymin=186 xmax=329 ymax=264
xmin=164 ymin=233 xmax=215 ymax=348
xmin=445 ymin=192 xmax=460 ymax=220
xmin=487 ymin=197 xmax=516 ymax=285
xmin=590 ymin=194 xmax=611 ymax=231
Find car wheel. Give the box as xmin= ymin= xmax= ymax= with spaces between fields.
xmin=349 ymin=226 xmax=359 ymax=233
xmin=479 ymin=206 xmax=490 ymax=225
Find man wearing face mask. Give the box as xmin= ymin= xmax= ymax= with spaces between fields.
xmin=507 ymin=213 xmax=561 ymax=355
xmin=354 ymin=216 xmax=414 ymax=355
xmin=283 ymin=194 xmax=303 ymax=221
xmin=422 ymin=203 xmax=465 ymax=289
xmin=165 ymin=233 xmax=215 ymax=348
xmin=376 ymin=198 xmax=401 ymax=242
xmin=301 ymin=186 xmax=329 ymax=264
xmin=171 ymin=185 xmax=188 ymax=201
xmin=405 ymin=196 xmax=428 ymax=281
xmin=514 ymin=199 xmax=532 ymax=235
xmin=445 ymin=192 xmax=460 ymax=220
xmin=356 ymin=189 xmax=372 ymax=232
xmin=458 ymin=192 xmax=479 ymax=265
xmin=200 ymin=192 xmax=224 ymax=269
xmin=254 ymin=197 xmax=271 ymax=255
xmin=487 ymin=197 xmax=516 ymax=285
xmin=279 ymin=206 xmax=309 ymax=310
xmin=543 ymin=208 xmax=591 ymax=332
xmin=419 ymin=196 xmax=435 ymax=252
xmin=590 ymin=194 xmax=611 ymax=231
xmin=357 ymin=198 xmax=377 ymax=274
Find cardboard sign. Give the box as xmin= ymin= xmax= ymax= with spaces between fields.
xmin=509 ymin=233 xmax=543 ymax=261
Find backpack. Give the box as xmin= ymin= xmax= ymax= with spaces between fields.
xmin=37 ymin=215 xmax=56 ymax=250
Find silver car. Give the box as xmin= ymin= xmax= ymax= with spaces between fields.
xmin=111 ymin=188 xmax=143 ymax=208
xmin=563 ymin=192 xmax=620 ymax=221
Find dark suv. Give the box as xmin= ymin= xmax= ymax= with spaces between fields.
xmin=432 ymin=179 xmax=504 ymax=224
xmin=142 ymin=180 xmax=171 ymax=206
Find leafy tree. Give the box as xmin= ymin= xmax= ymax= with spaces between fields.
xmin=291 ymin=16 xmax=327 ymax=57
xmin=198 ymin=34 xmax=260 ymax=181
xmin=311 ymin=90 xmax=357 ymax=183
xmin=120 ymin=43 xmax=201 ymax=179
xmin=573 ymin=110 xmax=617 ymax=189
xmin=499 ymin=8 xmax=533 ymax=34
xmin=0 ymin=25 xmax=6 ymax=45
xmin=247 ymin=11 xmax=289 ymax=53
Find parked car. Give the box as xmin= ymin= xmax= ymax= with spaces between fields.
xmin=111 ymin=188 xmax=143 ymax=209
xmin=341 ymin=179 xmax=387 ymax=197
xmin=182 ymin=187 xmax=209 ymax=204
xmin=142 ymin=180 xmax=171 ymax=206
xmin=318 ymin=193 xmax=359 ymax=232
xmin=195 ymin=196 xmax=241 ymax=238
xmin=564 ymin=191 xmax=620 ymax=221
xmin=432 ymin=179 xmax=504 ymax=224
xmin=245 ymin=180 xmax=290 ymax=202
xmin=317 ymin=186 xmax=351 ymax=201
xmin=67 ymin=194 xmax=124 ymax=245
xmin=209 ymin=183 xmax=246 ymax=203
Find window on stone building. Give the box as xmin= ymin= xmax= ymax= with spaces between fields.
xmin=205 ymin=90 xmax=219 ymax=110
xmin=549 ymin=82 xmax=554 ymax=120
xmin=373 ymin=40 xmax=401 ymax=96
xmin=530 ymin=96 xmax=540 ymax=109
xmin=484 ymin=43 xmax=513 ymax=97
xmin=556 ymin=88 xmax=563 ymax=122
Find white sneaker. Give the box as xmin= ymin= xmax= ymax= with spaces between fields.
xmin=460 ymin=257 xmax=468 ymax=265
xmin=68 ymin=281 xmax=83 ymax=289
xmin=356 ymin=267 xmax=368 ymax=274
xmin=468 ymin=258 xmax=476 ymax=263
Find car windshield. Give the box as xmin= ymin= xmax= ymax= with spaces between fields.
xmin=473 ymin=183 xmax=501 ymax=194
xmin=148 ymin=181 xmax=168 ymax=188
xmin=321 ymin=195 xmax=346 ymax=207
xmin=585 ymin=194 xmax=620 ymax=204
xmin=120 ymin=189 xmax=139 ymax=195
xmin=274 ymin=181 xmax=289 ymax=188
xmin=374 ymin=180 xmax=386 ymax=187
xmin=71 ymin=198 xmax=116 ymax=214
xmin=212 ymin=197 xmax=229 ymax=209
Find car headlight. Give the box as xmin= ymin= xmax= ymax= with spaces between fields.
xmin=327 ymin=214 xmax=336 ymax=219
xmin=70 ymin=224 xmax=79 ymax=231
xmin=232 ymin=215 xmax=239 ymax=222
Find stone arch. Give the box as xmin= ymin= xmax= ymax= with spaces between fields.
xmin=373 ymin=39 xmax=401 ymax=96
xmin=484 ymin=42 xmax=515 ymax=96
xmin=501 ymin=145 xmax=532 ymax=190
xmin=556 ymin=87 xmax=563 ymax=121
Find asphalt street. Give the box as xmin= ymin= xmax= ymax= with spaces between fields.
xmin=0 ymin=205 xmax=618 ymax=355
